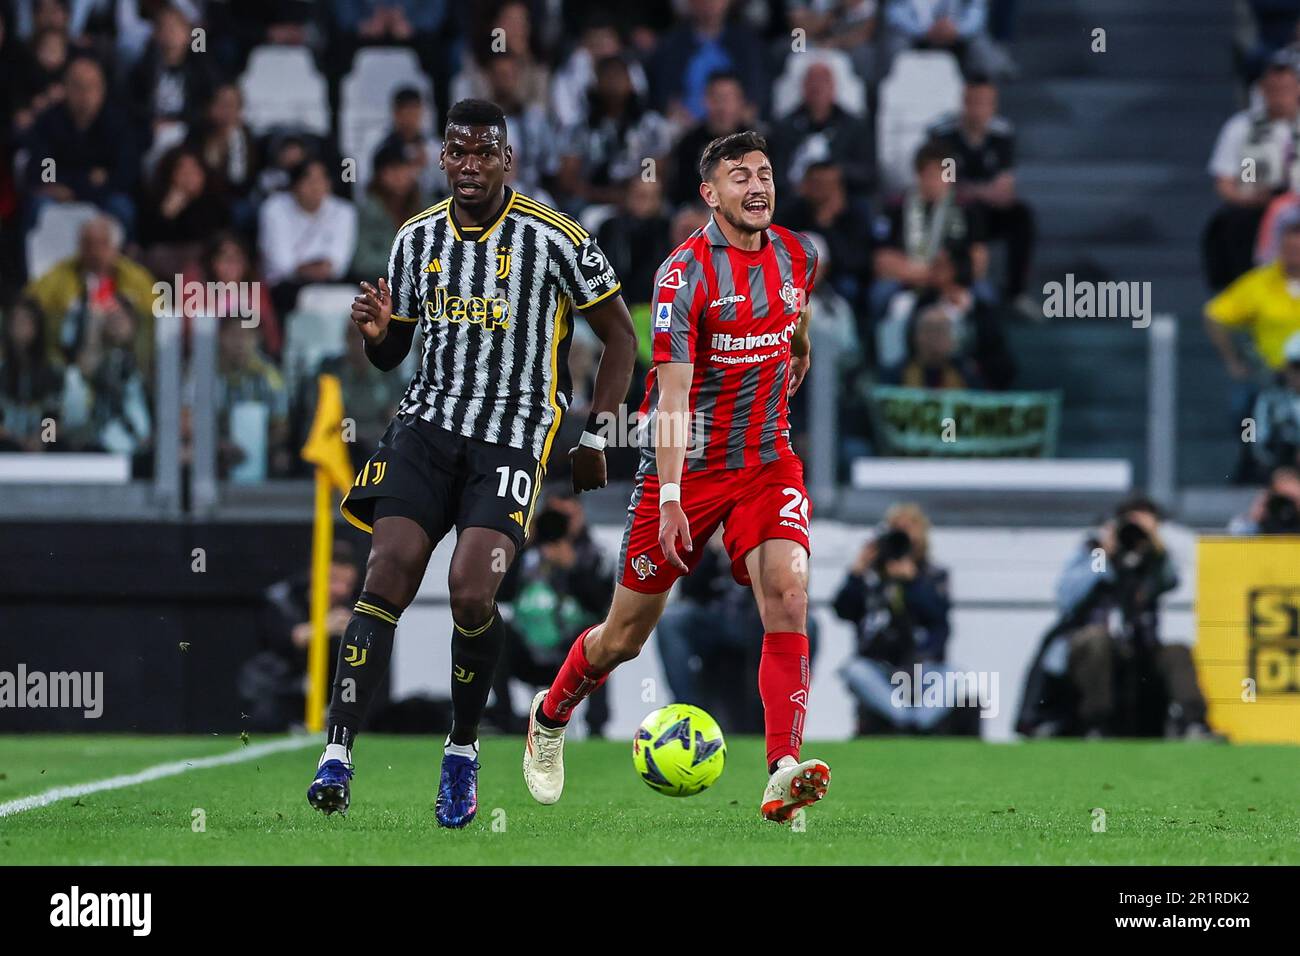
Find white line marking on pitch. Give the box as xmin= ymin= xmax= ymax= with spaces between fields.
xmin=0 ymin=735 xmax=319 ymax=818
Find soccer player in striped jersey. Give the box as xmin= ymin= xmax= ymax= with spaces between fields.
xmin=523 ymin=131 xmax=830 ymax=823
xmin=308 ymin=99 xmax=636 ymax=826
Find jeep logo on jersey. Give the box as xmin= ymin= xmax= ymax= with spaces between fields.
xmin=657 ymin=264 xmax=686 ymax=289
xmin=428 ymin=286 xmax=510 ymax=330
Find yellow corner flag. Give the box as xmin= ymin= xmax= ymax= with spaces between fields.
xmin=300 ymin=374 xmax=353 ymax=732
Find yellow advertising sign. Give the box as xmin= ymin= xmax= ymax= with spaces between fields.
xmin=1196 ymin=536 xmax=1300 ymax=743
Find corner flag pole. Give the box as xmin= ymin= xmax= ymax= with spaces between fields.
xmin=300 ymin=374 xmax=355 ymax=733
xmin=306 ymin=468 xmax=333 ymax=732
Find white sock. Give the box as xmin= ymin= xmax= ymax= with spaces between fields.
xmin=776 ymin=755 xmax=799 ymax=772
xmin=445 ymin=738 xmax=479 ymax=759
xmin=321 ymin=743 xmax=351 ymax=766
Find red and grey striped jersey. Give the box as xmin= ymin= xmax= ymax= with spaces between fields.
xmin=638 ymin=215 xmax=818 ymax=472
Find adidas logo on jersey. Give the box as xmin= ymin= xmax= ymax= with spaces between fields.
xmin=509 ymin=511 xmax=525 ymax=527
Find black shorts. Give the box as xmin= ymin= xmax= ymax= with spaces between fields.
xmin=340 ymin=413 xmax=545 ymax=549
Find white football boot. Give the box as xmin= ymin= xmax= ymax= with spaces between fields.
xmin=760 ymin=757 xmax=831 ymax=823
xmin=522 ymin=690 xmax=567 ymax=804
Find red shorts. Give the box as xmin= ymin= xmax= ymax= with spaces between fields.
xmin=618 ymin=455 xmax=812 ymax=593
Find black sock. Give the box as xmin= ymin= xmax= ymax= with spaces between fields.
xmin=448 ymin=605 xmax=506 ymax=746
xmin=325 ymin=591 xmax=401 ymax=753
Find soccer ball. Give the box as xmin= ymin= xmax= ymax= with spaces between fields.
xmin=632 ymin=704 xmax=727 ymax=797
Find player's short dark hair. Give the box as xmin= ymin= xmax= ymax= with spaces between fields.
xmin=913 ymin=139 xmax=949 ymax=171
xmin=445 ymin=98 xmax=507 ymax=135
xmin=392 ymin=87 xmax=422 ymax=109
xmin=699 ymin=130 xmax=769 ymax=181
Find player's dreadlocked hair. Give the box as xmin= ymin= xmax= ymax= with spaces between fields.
xmin=699 ymin=130 xmax=769 ymax=181
xmin=445 ymin=98 xmax=508 ymax=135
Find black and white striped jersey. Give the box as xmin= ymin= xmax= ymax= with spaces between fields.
xmin=378 ymin=187 xmax=622 ymax=464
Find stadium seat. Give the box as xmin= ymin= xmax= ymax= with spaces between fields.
xmin=340 ymin=47 xmax=434 ymax=191
xmin=25 ymin=202 xmax=105 ymax=279
xmin=283 ymin=284 xmax=355 ymax=394
xmin=876 ymin=50 xmax=963 ymax=192
xmin=771 ymin=48 xmax=867 ymax=119
xmin=239 ymin=45 xmax=331 ymax=136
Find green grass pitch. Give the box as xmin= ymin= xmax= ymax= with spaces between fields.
xmin=1 ymin=734 xmax=1297 ymax=865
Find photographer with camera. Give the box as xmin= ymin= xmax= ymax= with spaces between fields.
xmin=1019 ymin=496 xmax=1214 ymax=739
xmin=1228 ymin=464 xmax=1300 ymax=534
xmin=834 ymin=503 xmax=964 ymax=734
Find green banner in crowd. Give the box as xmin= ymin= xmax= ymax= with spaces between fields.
xmin=867 ymin=386 xmax=1062 ymax=457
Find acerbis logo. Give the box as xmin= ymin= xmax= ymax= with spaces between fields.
xmin=50 ymin=886 xmax=151 ymax=936
xmin=657 ymin=265 xmax=685 ymax=289
xmin=789 ymin=689 xmax=808 ymax=707
xmin=709 ymin=294 xmax=746 ymax=309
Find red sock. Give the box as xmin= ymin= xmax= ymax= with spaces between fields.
xmin=759 ymin=631 xmax=810 ymax=768
xmin=541 ymin=626 xmax=609 ymax=725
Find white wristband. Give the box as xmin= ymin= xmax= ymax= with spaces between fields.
xmin=659 ymin=482 xmax=681 ymax=506
xmin=578 ymin=430 xmax=607 ymax=451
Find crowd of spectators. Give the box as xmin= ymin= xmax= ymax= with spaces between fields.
xmin=0 ymin=0 xmax=1028 ymax=481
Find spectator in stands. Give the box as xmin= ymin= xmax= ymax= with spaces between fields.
xmin=597 ymin=175 xmax=671 ymax=309
xmin=23 ymin=55 xmax=139 ymax=232
xmin=215 ymin=318 xmax=290 ymax=479
xmin=10 ymin=26 xmax=69 ymax=135
xmin=883 ymin=0 xmax=1014 ymax=78
xmin=1249 ymin=331 xmax=1300 ymax=476
xmin=1019 ymin=497 xmax=1214 ymax=739
xmin=494 ymin=496 xmax=614 ymax=737
xmin=834 ymin=503 xmax=963 ymax=734
xmin=768 ymin=60 xmax=875 ymax=200
xmin=239 ymin=539 xmax=361 ymax=732
xmin=60 ymin=291 xmax=152 ymax=458
xmin=372 ymin=87 xmax=445 ymax=201
xmin=1229 ymin=464 xmax=1300 ymax=535
xmin=137 ymin=145 xmax=231 ymax=277
xmin=917 ymin=244 xmax=1016 ymax=388
xmin=881 ymin=302 xmax=985 ymax=388
xmin=779 ymin=161 xmax=874 ymax=312
xmin=873 ymin=140 xmax=988 ymax=315
xmin=785 ymin=0 xmax=880 ymax=83
xmin=550 ymin=14 xmax=650 ymax=130
xmin=25 ymin=214 xmax=155 ymax=371
xmin=188 ymin=82 xmax=260 ymax=227
xmin=352 ymin=142 xmax=427 ymax=282
xmin=312 ymin=315 xmax=406 ymax=470
xmin=257 ymin=157 xmax=357 ymax=315
xmin=556 ymin=54 xmax=671 ymax=209
xmin=670 ymin=71 xmax=756 ymax=207
xmin=1204 ymin=218 xmax=1300 ymax=439
xmin=0 ymin=296 xmax=63 ymax=451
xmin=927 ymin=75 xmax=1034 ymax=306
xmin=183 ymin=231 xmax=281 ymax=359
xmin=485 ymin=53 xmax=558 ymax=198
xmin=648 ymin=0 xmax=769 ymax=124
xmin=453 ymin=0 xmax=550 ymax=109
xmin=1204 ymin=57 xmax=1300 ymax=291
xmin=126 ymin=2 xmax=220 ymax=154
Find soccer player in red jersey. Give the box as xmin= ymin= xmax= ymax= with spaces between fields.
xmin=523 ymin=131 xmax=829 ymax=822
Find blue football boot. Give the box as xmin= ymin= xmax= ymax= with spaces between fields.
xmin=435 ymin=745 xmax=480 ymax=829
xmin=308 ymin=759 xmax=354 ymax=816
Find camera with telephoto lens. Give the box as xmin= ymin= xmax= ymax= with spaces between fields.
xmin=872 ymin=528 xmax=914 ymax=577
xmin=1259 ymin=493 xmax=1300 ymax=534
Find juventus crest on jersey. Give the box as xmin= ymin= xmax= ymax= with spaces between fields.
xmin=385 ymin=187 xmax=622 ymax=462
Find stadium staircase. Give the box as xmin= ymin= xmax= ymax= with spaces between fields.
xmin=998 ymin=0 xmax=1238 ymax=487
